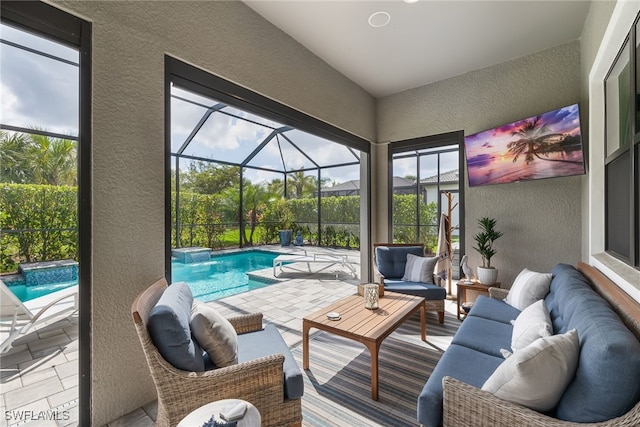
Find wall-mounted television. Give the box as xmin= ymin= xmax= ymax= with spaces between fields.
xmin=464 ymin=103 xmax=585 ymax=187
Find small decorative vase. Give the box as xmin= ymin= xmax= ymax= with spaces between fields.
xmin=364 ymin=284 xmax=379 ymax=310
xmin=477 ymin=267 xmax=498 ymax=285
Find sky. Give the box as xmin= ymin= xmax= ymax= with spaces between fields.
xmin=1 ymin=22 xmax=456 ymax=187
xmin=1 ymin=23 xmax=79 ymax=137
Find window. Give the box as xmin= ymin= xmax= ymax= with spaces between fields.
xmin=0 ymin=2 xmax=91 ymax=424
xmin=165 ymin=57 xmax=370 ymax=280
xmin=388 ymin=131 xmax=464 ymax=262
xmin=604 ymin=15 xmax=639 ymax=268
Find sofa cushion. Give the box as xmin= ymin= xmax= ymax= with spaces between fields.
xmin=467 ymin=295 xmax=521 ymax=324
xmin=237 ymin=324 xmax=304 ymax=399
xmin=546 ymin=263 xmax=640 ymax=422
xmin=511 ymin=299 xmax=552 ymax=353
xmin=375 ymin=245 xmax=423 ymax=279
xmin=148 ymin=282 xmax=204 ymax=372
xmin=401 ymin=253 xmax=437 ymax=283
xmin=505 ymin=268 xmax=552 ymax=310
xmin=451 ymin=316 xmax=513 ymax=358
xmin=482 ymin=329 xmax=580 ymax=412
xmin=383 ymin=280 xmax=446 ymax=300
xmin=418 ymin=343 xmax=504 ymax=427
xmin=191 ymin=301 xmax=238 ymax=368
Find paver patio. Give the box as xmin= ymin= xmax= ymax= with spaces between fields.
xmin=0 ymin=246 xmax=459 ymax=426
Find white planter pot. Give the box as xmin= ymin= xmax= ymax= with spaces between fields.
xmin=477 ymin=267 xmax=499 ymax=285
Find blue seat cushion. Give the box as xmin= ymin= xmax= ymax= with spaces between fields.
xmin=148 ymin=282 xmax=204 ymax=372
xmin=467 ymin=295 xmax=521 ymax=324
xmin=237 ymin=324 xmax=304 ymax=400
xmin=451 ymin=315 xmax=513 ymax=358
xmin=546 ymin=264 xmax=640 ymax=422
xmin=418 ymin=344 xmax=504 ymax=427
xmin=375 ymin=246 xmax=423 ymax=279
xmin=384 ymin=280 xmax=446 ymax=301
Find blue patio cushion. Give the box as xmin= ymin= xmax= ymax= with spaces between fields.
xmin=418 ymin=343 xmax=504 ymax=427
xmin=451 ymin=315 xmax=513 ymax=358
xmin=383 ymin=280 xmax=446 ymax=300
xmin=148 ymin=282 xmax=204 ymax=372
xmin=546 ymin=264 xmax=640 ymax=423
xmin=375 ymin=246 xmax=424 ymax=279
xmin=467 ymin=295 xmax=521 ymax=325
xmin=237 ymin=324 xmax=304 ymax=400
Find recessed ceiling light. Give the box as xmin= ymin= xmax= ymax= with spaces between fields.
xmin=368 ymin=11 xmax=391 ymax=28
xmin=404 ymin=0 xmax=419 ymax=3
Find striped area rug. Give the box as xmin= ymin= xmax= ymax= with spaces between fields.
xmin=291 ymin=311 xmax=459 ymax=427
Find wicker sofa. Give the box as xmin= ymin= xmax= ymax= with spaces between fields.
xmin=418 ymin=262 xmax=640 ymax=427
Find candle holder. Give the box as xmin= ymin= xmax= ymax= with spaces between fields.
xmin=364 ymin=283 xmax=379 ymax=310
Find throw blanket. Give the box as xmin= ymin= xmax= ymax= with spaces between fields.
xmin=435 ymin=213 xmax=451 ymax=281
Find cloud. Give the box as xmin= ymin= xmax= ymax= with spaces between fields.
xmin=1 ymin=41 xmax=78 ymax=135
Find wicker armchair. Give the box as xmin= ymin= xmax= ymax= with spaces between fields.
xmin=131 ymin=278 xmax=302 ymax=427
xmin=440 ymin=264 xmax=640 ymax=427
xmin=373 ymin=243 xmax=446 ymax=323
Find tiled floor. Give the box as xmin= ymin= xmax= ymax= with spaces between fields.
xmin=0 ymin=247 xmax=460 ymax=426
xmin=0 ymin=313 xmax=79 ymax=427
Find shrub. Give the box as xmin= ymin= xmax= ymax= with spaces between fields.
xmin=0 ymin=183 xmax=78 ymax=273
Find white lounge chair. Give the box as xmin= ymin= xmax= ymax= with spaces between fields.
xmin=0 ymin=280 xmax=78 ymax=353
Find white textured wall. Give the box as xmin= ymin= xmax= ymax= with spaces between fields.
xmin=582 ymin=0 xmax=640 ymax=299
xmin=579 ymin=0 xmax=616 ymax=261
xmin=52 ymin=1 xmax=375 ymax=424
xmin=377 ymin=41 xmax=582 ymax=287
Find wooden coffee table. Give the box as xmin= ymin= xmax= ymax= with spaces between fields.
xmin=302 ymin=291 xmax=426 ymax=400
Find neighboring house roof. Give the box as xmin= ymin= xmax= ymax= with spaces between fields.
xmin=421 ymin=169 xmax=459 ymax=184
xmin=320 ymin=176 xmax=416 ymax=193
xmin=320 ymin=180 xmax=360 ymax=193
xmin=392 ymin=176 xmax=415 ymax=188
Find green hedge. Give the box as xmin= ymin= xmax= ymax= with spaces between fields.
xmin=1 ymin=184 xmax=437 ymax=273
xmin=1 ymin=184 xmax=78 ymax=273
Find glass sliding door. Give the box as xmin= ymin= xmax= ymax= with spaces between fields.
xmin=0 ymin=3 xmax=91 ymax=423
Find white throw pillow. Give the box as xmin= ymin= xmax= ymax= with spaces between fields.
xmin=402 ymin=253 xmax=437 ymax=283
xmin=505 ymin=268 xmax=552 ymax=310
xmin=511 ymin=299 xmax=552 ymax=353
xmin=190 ymin=300 xmax=238 ymax=368
xmin=482 ymin=329 xmax=580 ymax=412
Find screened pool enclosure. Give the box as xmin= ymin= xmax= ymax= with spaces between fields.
xmin=170 ymin=84 xmax=364 ymax=250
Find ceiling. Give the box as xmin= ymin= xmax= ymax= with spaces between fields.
xmin=244 ymin=1 xmax=592 ymax=98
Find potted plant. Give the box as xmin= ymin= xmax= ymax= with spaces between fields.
xmin=275 ymin=199 xmax=293 ymax=246
xmin=473 ymin=217 xmax=503 ymax=285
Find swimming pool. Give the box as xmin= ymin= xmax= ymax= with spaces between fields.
xmin=171 ymin=250 xmax=281 ymax=301
xmin=4 ymin=279 xmax=76 ymax=302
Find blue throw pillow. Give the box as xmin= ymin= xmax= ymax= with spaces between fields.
xmin=148 ymin=282 xmax=204 ymax=372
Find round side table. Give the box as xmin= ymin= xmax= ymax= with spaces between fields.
xmin=177 ymin=399 xmax=260 ymax=427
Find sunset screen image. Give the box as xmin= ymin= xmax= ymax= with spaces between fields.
xmin=464 ymin=103 xmax=585 ymax=187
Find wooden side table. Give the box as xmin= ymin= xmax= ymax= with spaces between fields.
xmin=456 ymin=280 xmax=500 ymax=320
xmin=177 ymin=399 xmax=260 ymax=427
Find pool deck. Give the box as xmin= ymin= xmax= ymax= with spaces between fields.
xmin=0 ymin=246 xmax=457 ymax=426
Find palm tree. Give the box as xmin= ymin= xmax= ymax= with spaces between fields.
xmin=267 ymin=178 xmax=285 ymax=198
xmin=286 ymin=170 xmax=317 ymax=199
xmin=507 ymin=116 xmax=581 ymax=165
xmin=0 ymin=130 xmax=77 ymax=185
xmin=242 ymin=182 xmax=269 ymax=246
xmin=0 ymin=131 xmax=33 ymax=183
xmin=29 ymin=133 xmax=77 ymax=186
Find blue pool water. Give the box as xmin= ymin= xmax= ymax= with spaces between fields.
xmin=5 ymin=279 xmax=76 ymax=302
xmin=172 ymin=250 xmax=280 ymax=301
